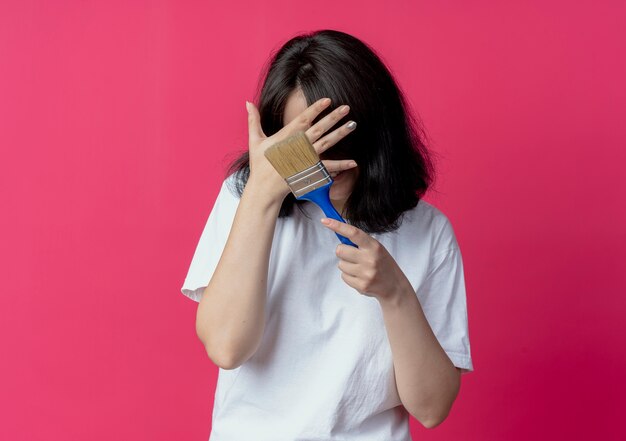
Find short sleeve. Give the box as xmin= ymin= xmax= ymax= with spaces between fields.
xmin=416 ymin=225 xmax=474 ymax=374
xmin=180 ymin=175 xmax=240 ymax=302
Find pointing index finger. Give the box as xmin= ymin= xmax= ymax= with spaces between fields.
xmin=320 ymin=218 xmax=369 ymax=247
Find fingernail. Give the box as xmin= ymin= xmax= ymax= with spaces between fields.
xmin=347 ymin=121 xmax=357 ymax=130
xmin=245 ymin=101 xmax=250 ymax=112
xmin=349 ymin=161 xmax=357 ymax=167
xmin=321 ymin=218 xmax=331 ymax=225
xmin=322 ymin=98 xmax=331 ymax=105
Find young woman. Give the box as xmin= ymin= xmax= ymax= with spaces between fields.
xmin=181 ymin=29 xmax=474 ymax=440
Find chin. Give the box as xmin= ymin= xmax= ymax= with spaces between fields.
xmin=329 ymin=182 xmax=352 ymax=200
xmin=329 ymin=168 xmax=358 ymax=201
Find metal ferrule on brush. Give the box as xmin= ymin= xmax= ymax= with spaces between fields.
xmin=285 ymin=161 xmax=332 ymax=198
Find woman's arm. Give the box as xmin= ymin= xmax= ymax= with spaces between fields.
xmin=377 ymin=283 xmax=461 ymax=429
xmin=320 ymin=218 xmax=466 ymax=428
xmin=197 ymin=97 xmax=358 ymax=370
xmin=196 ymin=181 xmax=282 ymax=370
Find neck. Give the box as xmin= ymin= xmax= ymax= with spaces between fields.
xmin=331 ymin=198 xmax=348 ymax=219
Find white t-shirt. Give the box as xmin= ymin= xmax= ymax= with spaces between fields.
xmin=181 ymin=173 xmax=474 ymax=441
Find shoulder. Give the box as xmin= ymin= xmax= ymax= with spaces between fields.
xmin=219 ymin=172 xmax=243 ymax=204
xmin=203 ymin=173 xmax=241 ymax=221
xmin=401 ymin=199 xmax=460 ymax=253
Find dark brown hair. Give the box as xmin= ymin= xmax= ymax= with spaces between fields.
xmin=223 ymin=29 xmax=438 ymax=234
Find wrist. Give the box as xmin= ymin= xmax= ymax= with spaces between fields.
xmin=242 ymin=179 xmax=286 ymax=211
xmin=376 ymin=275 xmax=415 ymax=310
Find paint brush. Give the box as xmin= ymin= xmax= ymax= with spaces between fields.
xmin=264 ymin=131 xmax=358 ymax=248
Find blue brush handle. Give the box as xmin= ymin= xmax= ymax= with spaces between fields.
xmin=296 ymin=181 xmax=358 ymax=248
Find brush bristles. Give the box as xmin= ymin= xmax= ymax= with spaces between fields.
xmin=263 ymin=131 xmax=321 ymax=179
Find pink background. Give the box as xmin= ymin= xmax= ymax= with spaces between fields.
xmin=1 ymin=1 xmax=625 ymax=439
